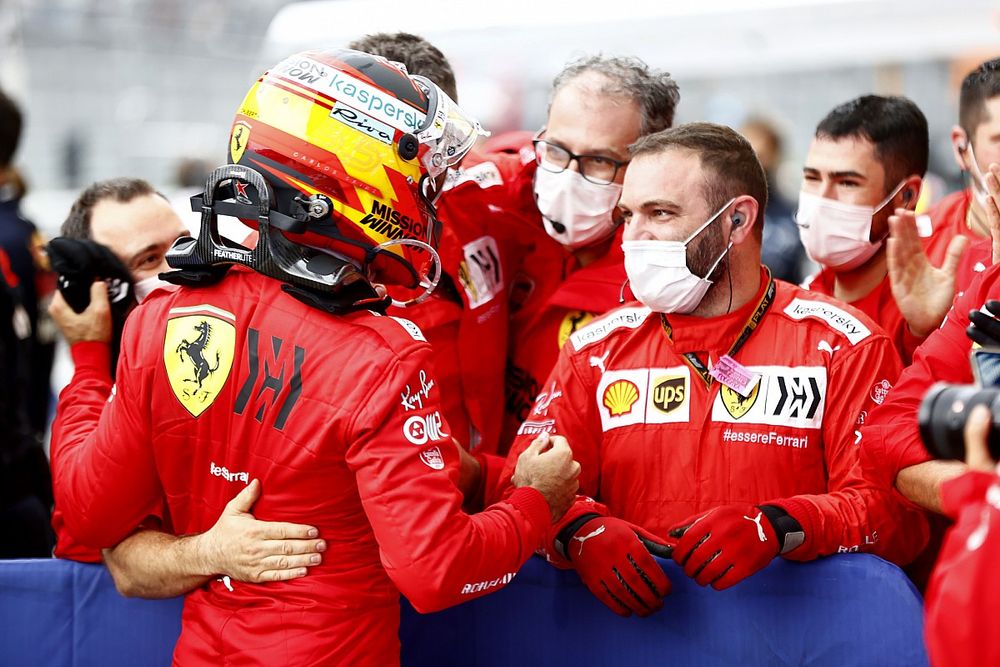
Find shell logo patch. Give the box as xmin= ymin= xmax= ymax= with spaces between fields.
xmin=230 ymin=121 xmax=251 ymax=164
xmin=603 ymin=380 xmax=640 ymax=417
xmin=596 ymin=367 xmax=691 ymax=432
xmin=164 ymin=305 xmax=236 ymax=417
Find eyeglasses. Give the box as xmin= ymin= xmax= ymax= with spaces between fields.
xmin=532 ymin=138 xmax=628 ymax=185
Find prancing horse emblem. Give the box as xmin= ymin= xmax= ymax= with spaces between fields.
xmin=164 ymin=307 xmax=236 ymax=417
xmin=176 ymin=320 xmax=221 ymax=388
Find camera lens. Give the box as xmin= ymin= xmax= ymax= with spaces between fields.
xmin=919 ymin=383 xmax=1000 ymax=460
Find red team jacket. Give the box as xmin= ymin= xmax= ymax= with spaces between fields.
xmin=387 ymin=161 xmax=530 ymax=454
xmin=925 ymin=469 xmax=1000 ymax=667
xmin=922 ymin=189 xmax=978 ymax=269
xmin=479 ymin=146 xmax=630 ymax=450
xmin=804 ymin=268 xmax=924 ymax=365
xmin=49 ymin=266 xmax=551 ymax=666
xmin=955 ymin=237 xmax=993 ymax=297
xmin=860 ymin=262 xmax=1000 ymax=490
xmin=500 ymin=270 xmax=928 ymax=565
xmin=503 ymin=227 xmax=629 ymax=448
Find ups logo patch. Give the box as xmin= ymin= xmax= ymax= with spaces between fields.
xmin=164 ymin=306 xmax=236 ymax=417
xmin=651 ymin=375 xmax=686 ymax=414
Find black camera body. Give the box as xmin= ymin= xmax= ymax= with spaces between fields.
xmin=46 ymin=237 xmax=135 ymax=379
xmin=919 ymin=383 xmax=1000 ymax=461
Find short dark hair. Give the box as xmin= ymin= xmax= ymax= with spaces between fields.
xmin=630 ymin=122 xmax=768 ymax=238
xmin=959 ymin=58 xmax=1000 ymax=140
xmin=62 ymin=178 xmax=162 ymax=240
xmin=348 ymin=32 xmax=458 ymax=101
xmin=0 ymin=88 xmax=23 ymax=168
xmin=551 ymin=56 xmax=680 ymax=134
xmin=815 ymin=95 xmax=928 ymax=192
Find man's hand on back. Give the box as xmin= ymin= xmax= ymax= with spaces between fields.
xmin=194 ymin=479 xmax=327 ymax=583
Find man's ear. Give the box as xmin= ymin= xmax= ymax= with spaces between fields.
xmin=952 ymin=125 xmax=971 ymax=172
xmin=728 ymin=195 xmax=760 ymax=245
xmin=899 ymin=175 xmax=923 ymax=212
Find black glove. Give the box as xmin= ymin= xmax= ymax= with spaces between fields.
xmin=968 ymin=300 xmax=1000 ymax=348
xmin=47 ymin=238 xmax=134 ymax=313
xmin=46 ymin=238 xmax=135 ymax=376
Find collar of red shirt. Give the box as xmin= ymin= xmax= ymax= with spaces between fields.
xmin=663 ymin=266 xmax=769 ymax=357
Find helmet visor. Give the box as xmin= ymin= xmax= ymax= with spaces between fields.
xmin=412 ymin=76 xmax=488 ymax=180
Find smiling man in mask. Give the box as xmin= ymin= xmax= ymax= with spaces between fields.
xmin=799 ymin=95 xmax=966 ymax=364
xmin=487 ymin=56 xmax=680 ymax=447
xmin=496 ymin=123 xmax=929 ymax=616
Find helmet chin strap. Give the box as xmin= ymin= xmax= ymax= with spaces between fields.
xmin=420 ymin=172 xmax=447 ymax=206
xmin=372 ymin=237 xmax=443 ymax=307
xmin=165 ymin=164 xmax=386 ymax=313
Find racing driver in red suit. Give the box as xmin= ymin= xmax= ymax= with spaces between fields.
xmin=348 ymin=32 xmax=526 ymax=457
xmin=498 ymin=123 xmax=929 ymax=617
xmin=48 ymin=49 xmax=580 ymax=666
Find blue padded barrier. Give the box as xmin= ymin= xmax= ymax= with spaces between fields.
xmin=0 ymin=554 xmax=927 ymax=666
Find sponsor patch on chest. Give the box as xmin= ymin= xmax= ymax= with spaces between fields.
xmin=782 ymin=298 xmax=871 ymax=345
xmin=596 ymin=367 xmax=690 ymax=431
xmin=711 ymin=365 xmax=826 ymax=429
xmin=570 ymin=306 xmax=650 ymax=351
xmin=458 ymin=236 xmax=504 ymax=309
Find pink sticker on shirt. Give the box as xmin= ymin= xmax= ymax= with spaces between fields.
xmin=709 ymin=355 xmax=760 ymax=397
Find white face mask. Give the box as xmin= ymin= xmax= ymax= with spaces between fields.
xmin=795 ymin=181 xmax=905 ymax=271
xmin=533 ymin=167 xmax=622 ymax=249
xmin=623 ymin=197 xmax=736 ymax=314
xmin=134 ymin=275 xmax=171 ymax=303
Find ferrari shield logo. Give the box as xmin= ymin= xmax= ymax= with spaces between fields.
xmin=558 ymin=310 xmax=594 ymax=349
xmin=721 ymin=382 xmax=760 ymax=420
xmin=230 ymin=121 xmax=251 ymax=164
xmin=164 ymin=306 xmax=236 ymax=417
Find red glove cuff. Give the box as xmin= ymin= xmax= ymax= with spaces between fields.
xmin=763 ymin=497 xmax=816 ymax=558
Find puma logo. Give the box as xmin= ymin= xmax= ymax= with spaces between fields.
xmin=817 ymin=340 xmax=841 ymax=357
xmin=589 ymin=351 xmax=610 ymax=373
xmin=744 ymin=512 xmax=767 ymax=542
xmin=573 ymin=524 xmax=607 ymax=557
